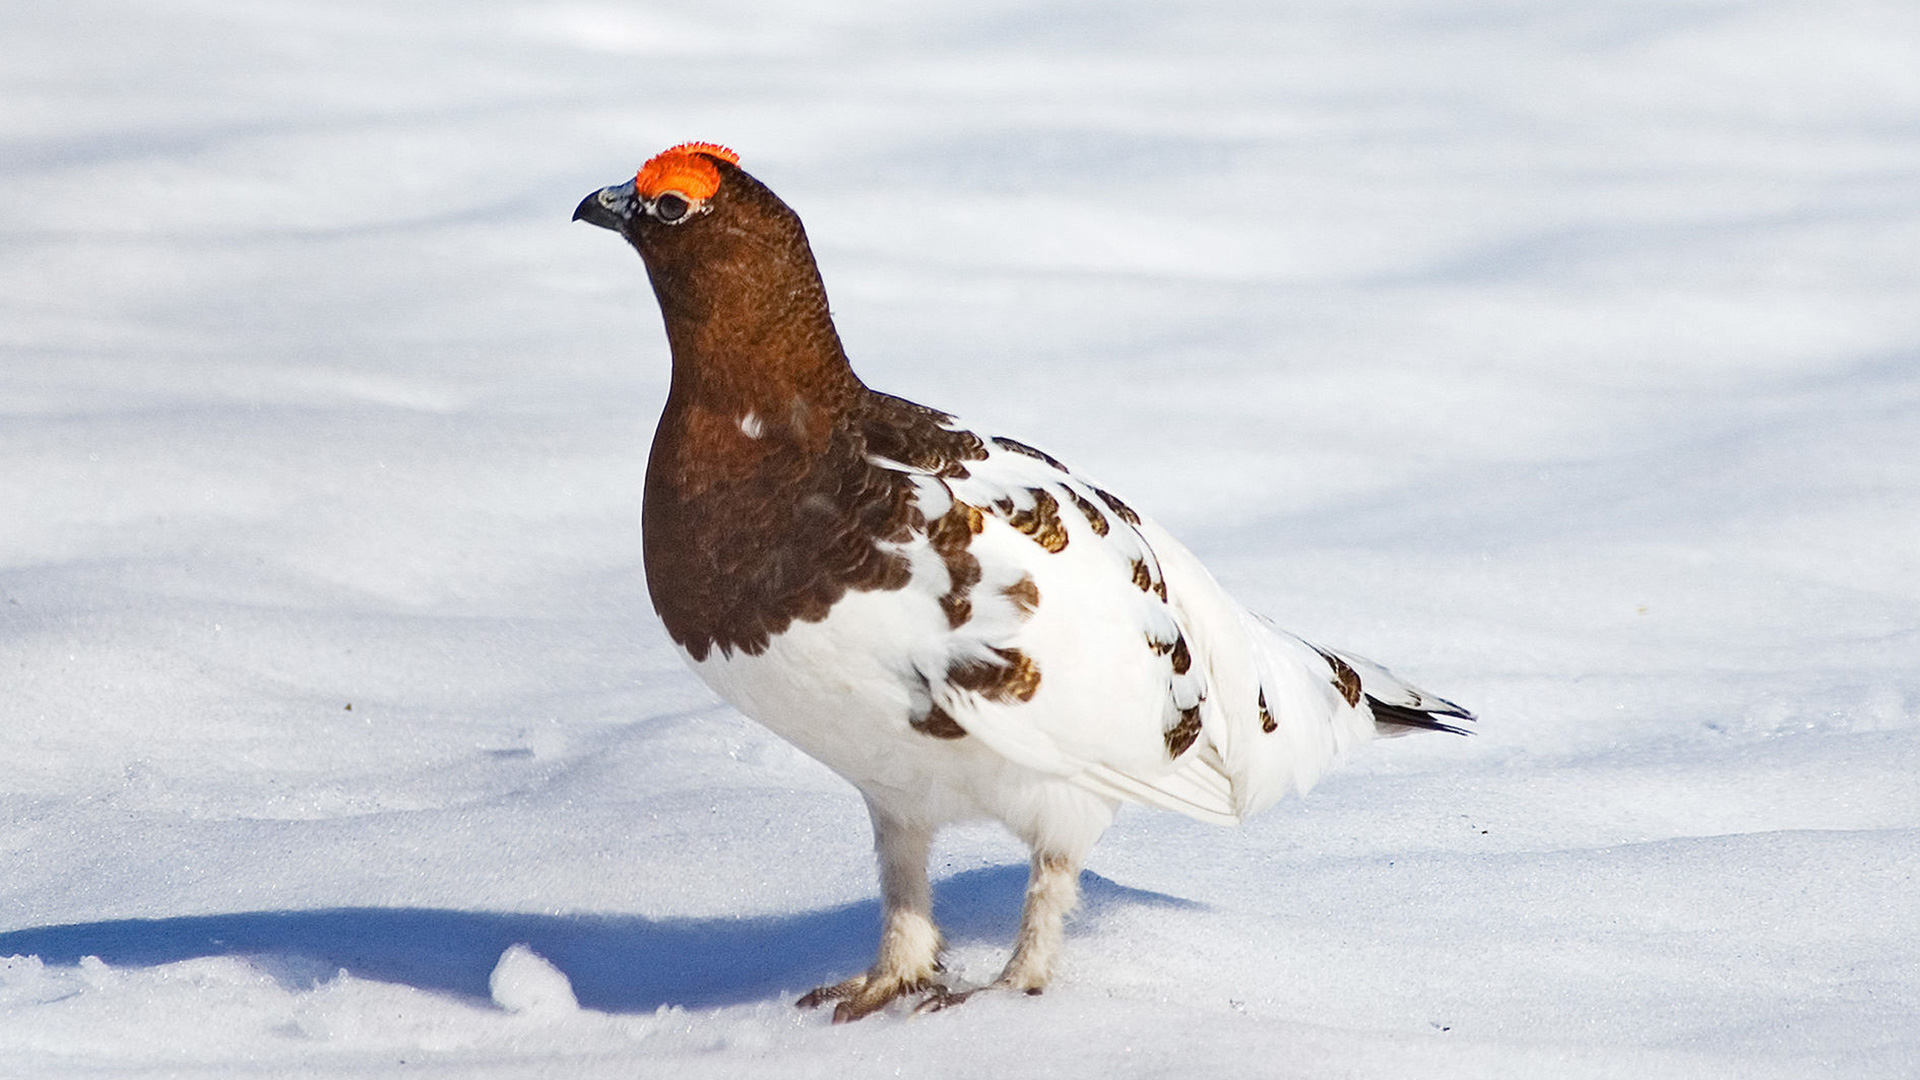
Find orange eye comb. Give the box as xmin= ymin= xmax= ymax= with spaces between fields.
xmin=635 ymin=142 xmax=740 ymax=201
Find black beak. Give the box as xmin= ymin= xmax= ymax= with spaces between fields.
xmin=573 ymin=179 xmax=637 ymax=231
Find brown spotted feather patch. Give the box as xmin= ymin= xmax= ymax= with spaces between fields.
xmin=1168 ymin=634 xmax=1192 ymax=675
xmin=1130 ymin=558 xmax=1154 ymax=593
xmin=1064 ymin=487 xmax=1110 ymax=536
xmin=991 ymin=436 xmax=1068 ymax=472
xmin=910 ymin=645 xmax=1044 ymax=743
xmin=911 ymin=704 xmax=969 ymax=739
xmin=1315 ymin=647 xmax=1364 ymax=708
xmin=997 ymin=489 xmax=1070 ymax=553
xmin=927 ymin=496 xmax=985 ymax=629
xmin=949 ymin=647 xmax=1043 ymax=703
xmin=1003 ymin=575 xmax=1041 ymax=615
xmin=1164 ymin=706 xmax=1203 ymax=758
xmin=1093 ymin=487 xmax=1141 ymax=527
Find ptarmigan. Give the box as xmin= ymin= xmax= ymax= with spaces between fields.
xmin=574 ymin=143 xmax=1472 ymax=1022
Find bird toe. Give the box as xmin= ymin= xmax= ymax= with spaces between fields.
xmin=909 ymin=985 xmax=978 ymax=1015
xmin=795 ymin=974 xmax=866 ymax=1010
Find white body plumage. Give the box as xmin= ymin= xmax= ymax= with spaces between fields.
xmin=684 ymin=429 xmax=1419 ymax=855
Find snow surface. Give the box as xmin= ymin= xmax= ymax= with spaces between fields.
xmin=4 ymin=0 xmax=1918 ymax=1076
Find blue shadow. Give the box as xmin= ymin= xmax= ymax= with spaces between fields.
xmin=0 ymin=867 xmax=1193 ymax=1012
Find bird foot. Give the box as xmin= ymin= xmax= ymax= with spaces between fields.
xmin=797 ymin=972 xmax=940 ymax=1024
xmin=908 ymin=984 xmax=979 ymax=1015
xmin=910 ymin=976 xmax=1045 ymax=1016
xmin=799 ymin=971 xmax=1045 ymax=1022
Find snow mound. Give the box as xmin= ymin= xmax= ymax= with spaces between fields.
xmin=490 ymin=944 xmax=580 ymax=1017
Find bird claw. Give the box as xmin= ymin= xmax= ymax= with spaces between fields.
xmin=909 ymin=985 xmax=977 ymax=1015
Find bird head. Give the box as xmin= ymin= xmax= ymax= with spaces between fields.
xmin=573 ymin=143 xmax=853 ymax=403
xmin=572 ymin=141 xmax=740 ymax=238
xmin=574 ymin=143 xmax=829 ymax=322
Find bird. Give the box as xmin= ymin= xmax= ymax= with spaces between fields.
xmin=573 ymin=142 xmax=1472 ymax=1022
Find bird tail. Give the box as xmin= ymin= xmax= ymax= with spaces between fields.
xmin=1325 ymin=648 xmax=1475 ymax=737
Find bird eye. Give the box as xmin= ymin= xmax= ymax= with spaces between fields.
xmin=652 ymin=192 xmax=692 ymax=223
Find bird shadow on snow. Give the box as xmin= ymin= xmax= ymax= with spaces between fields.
xmin=0 ymin=868 xmax=1194 ymax=1012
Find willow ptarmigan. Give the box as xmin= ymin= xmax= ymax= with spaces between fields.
xmin=573 ymin=143 xmax=1472 ymax=1022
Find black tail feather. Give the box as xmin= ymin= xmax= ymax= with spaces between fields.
xmin=1366 ymin=695 xmax=1474 ymax=737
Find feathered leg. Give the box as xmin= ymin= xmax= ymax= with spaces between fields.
xmin=913 ymin=847 xmax=1082 ymax=1015
xmin=797 ymin=800 xmax=942 ymax=1022
xmin=996 ymin=849 xmax=1081 ymax=992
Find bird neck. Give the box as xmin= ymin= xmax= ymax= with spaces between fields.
xmin=649 ymin=257 xmax=863 ymax=434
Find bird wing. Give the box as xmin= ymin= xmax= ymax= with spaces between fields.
xmin=875 ymin=422 xmax=1467 ymax=826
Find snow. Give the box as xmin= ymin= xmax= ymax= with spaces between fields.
xmin=488 ymin=944 xmax=578 ymax=1016
xmin=2 ymin=0 xmax=1917 ymax=1075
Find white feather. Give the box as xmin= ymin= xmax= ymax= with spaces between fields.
xmin=684 ymin=422 xmax=1457 ymax=849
